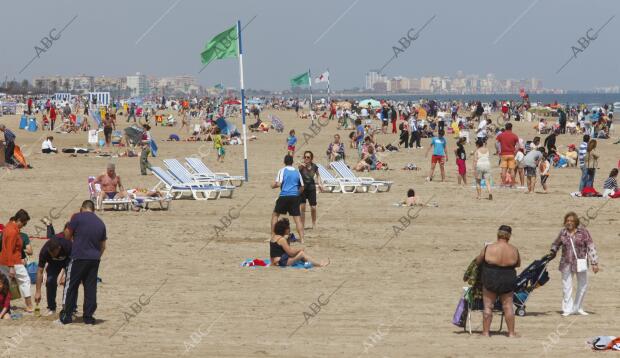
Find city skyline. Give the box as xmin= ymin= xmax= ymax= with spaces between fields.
xmin=0 ymin=1 xmax=618 ymax=91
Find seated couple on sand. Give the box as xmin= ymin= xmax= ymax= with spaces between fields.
xmin=270 ymin=219 xmax=329 ymax=268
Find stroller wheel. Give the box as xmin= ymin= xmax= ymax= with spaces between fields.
xmin=516 ymin=307 xmax=526 ymax=317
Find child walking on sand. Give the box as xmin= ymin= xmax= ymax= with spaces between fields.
xmin=539 ymin=152 xmax=551 ymax=193
xmin=287 ymin=129 xmax=297 ymax=156
xmin=214 ymin=127 xmax=225 ymax=163
xmin=455 ymin=137 xmax=467 ymax=185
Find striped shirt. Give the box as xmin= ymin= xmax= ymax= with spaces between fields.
xmin=603 ymin=177 xmax=617 ymax=190
xmin=577 ymin=141 xmax=588 ymax=168
xmin=3 ymin=128 xmax=15 ymax=143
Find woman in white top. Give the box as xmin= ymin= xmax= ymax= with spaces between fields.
xmin=473 ymin=138 xmax=492 ymax=200
xmin=41 ymin=136 xmax=58 ymax=154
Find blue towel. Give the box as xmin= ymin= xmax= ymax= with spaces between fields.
xmin=150 ymin=138 xmax=158 ymax=157
xmin=240 ymin=258 xmax=313 ymax=269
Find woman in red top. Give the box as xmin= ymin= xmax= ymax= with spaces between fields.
xmin=0 ymin=209 xmax=33 ymax=312
xmin=50 ymin=106 xmax=57 ymax=131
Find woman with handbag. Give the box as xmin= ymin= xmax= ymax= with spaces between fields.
xmin=549 ymin=212 xmax=599 ymax=316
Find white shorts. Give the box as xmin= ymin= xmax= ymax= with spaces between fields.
xmin=0 ymin=264 xmax=31 ymax=298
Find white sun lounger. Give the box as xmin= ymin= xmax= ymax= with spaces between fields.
xmin=315 ymin=163 xmax=364 ymax=193
xmin=88 ymin=176 xmax=132 ymax=211
xmin=151 ymin=167 xmax=234 ymax=200
xmin=184 ymin=157 xmax=245 ymax=187
xmin=330 ymin=160 xmax=393 ymax=193
xmin=163 ymin=159 xmax=223 ymax=184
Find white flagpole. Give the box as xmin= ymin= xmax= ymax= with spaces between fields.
xmin=308 ymin=68 xmax=313 ymax=112
xmin=327 ymin=68 xmax=330 ymax=103
xmin=237 ymin=20 xmax=248 ymax=182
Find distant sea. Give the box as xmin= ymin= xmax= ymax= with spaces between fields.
xmin=334 ymin=93 xmax=620 ymax=106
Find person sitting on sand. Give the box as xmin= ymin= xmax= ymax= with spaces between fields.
xmin=474 ymin=225 xmax=520 ymax=337
xmin=401 ymin=189 xmax=418 ymax=206
xmin=94 ymin=163 xmax=127 ymax=202
xmin=270 ymin=218 xmax=329 ymax=267
xmin=603 ymin=168 xmax=620 ymax=198
xmin=326 ymin=134 xmax=345 ymax=161
xmin=564 ymin=144 xmax=578 ymax=167
xmin=41 ymin=136 xmax=58 ymax=154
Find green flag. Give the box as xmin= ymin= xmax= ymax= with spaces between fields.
xmin=201 ymin=25 xmax=238 ymax=65
xmin=214 ymin=83 xmax=224 ymax=90
xmin=290 ymin=71 xmax=311 ymax=87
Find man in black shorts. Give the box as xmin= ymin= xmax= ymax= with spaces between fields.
xmin=271 ymin=155 xmax=305 ymax=243
xmin=299 ymin=151 xmax=323 ymax=230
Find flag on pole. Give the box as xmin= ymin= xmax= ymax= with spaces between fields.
xmin=201 ymin=25 xmax=238 ymax=65
xmin=315 ymin=70 xmax=329 ymax=83
xmin=290 ymin=71 xmax=311 ymax=87
xmin=214 ymin=83 xmax=224 ymax=90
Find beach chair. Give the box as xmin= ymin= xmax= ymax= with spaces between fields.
xmin=184 ymin=157 xmax=245 ymax=187
xmin=330 ymin=161 xmax=393 ymax=193
xmin=127 ymin=190 xmax=172 ymax=211
xmin=164 ymin=159 xmax=235 ymax=198
xmin=88 ymin=176 xmax=131 ymax=211
xmin=163 ymin=159 xmax=224 ymax=185
xmin=316 ymin=163 xmax=362 ymax=193
xmin=150 ymin=167 xmax=234 ymax=200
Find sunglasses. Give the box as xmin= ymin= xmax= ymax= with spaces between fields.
xmin=304 ymin=156 xmax=311 ymax=159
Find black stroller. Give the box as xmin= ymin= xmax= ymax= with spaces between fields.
xmin=511 ymin=254 xmax=552 ymax=317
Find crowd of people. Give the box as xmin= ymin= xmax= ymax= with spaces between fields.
xmin=0 ymin=94 xmax=617 ymax=342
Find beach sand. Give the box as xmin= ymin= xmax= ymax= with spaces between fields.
xmin=0 ymin=110 xmax=618 ymax=357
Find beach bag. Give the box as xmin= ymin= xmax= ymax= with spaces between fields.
xmin=9 ymin=279 xmax=21 ymax=300
xmin=26 ymin=261 xmax=37 ymax=283
xmin=569 ymin=237 xmax=588 ymax=273
xmin=452 ymin=297 xmax=468 ymax=327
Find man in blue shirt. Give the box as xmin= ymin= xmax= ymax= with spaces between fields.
xmin=271 ymin=155 xmax=305 ymax=243
xmin=59 ymin=200 xmax=107 ymax=325
xmin=425 ymin=129 xmax=448 ymax=182
xmin=355 ymin=119 xmax=365 ymax=158
xmin=0 ymin=124 xmax=16 ymax=165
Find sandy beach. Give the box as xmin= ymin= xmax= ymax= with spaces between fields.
xmin=0 ymin=109 xmax=618 ymax=357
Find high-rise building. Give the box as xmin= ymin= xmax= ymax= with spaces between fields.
xmin=126 ymin=72 xmax=149 ymax=97
xmin=365 ymin=70 xmax=386 ymax=90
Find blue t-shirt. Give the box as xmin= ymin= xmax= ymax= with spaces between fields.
xmin=356 ymin=124 xmax=365 ymax=144
xmin=287 ymin=136 xmax=297 ymax=146
xmin=276 ymin=166 xmax=303 ymax=197
xmin=67 ymin=212 xmax=107 ymax=260
xmin=431 ymin=136 xmax=447 ymax=156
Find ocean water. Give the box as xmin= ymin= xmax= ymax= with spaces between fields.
xmin=343 ymin=93 xmax=620 ymax=107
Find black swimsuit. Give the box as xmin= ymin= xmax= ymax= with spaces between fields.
xmin=270 ymin=240 xmax=288 ymax=266
xmin=481 ymin=247 xmax=518 ymax=295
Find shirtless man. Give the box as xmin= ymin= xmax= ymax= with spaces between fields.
xmin=94 ymin=163 xmax=126 ymax=202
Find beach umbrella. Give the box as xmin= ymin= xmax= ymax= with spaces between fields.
xmin=223 ymin=99 xmax=241 ymax=105
xmin=215 ymin=117 xmax=239 ymax=136
xmin=335 ymin=101 xmax=351 ymax=109
xmin=247 ymin=98 xmax=264 ymax=105
xmin=124 ymin=126 xmax=143 ymax=145
xmin=358 ymin=99 xmax=381 ymax=108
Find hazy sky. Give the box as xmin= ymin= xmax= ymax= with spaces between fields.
xmin=1 ymin=0 xmax=618 ymax=90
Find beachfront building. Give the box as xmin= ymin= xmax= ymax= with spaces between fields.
xmin=33 ymin=75 xmax=94 ymax=94
xmin=365 ymin=70 xmax=387 ymax=90
xmin=126 ymin=72 xmax=149 ymax=97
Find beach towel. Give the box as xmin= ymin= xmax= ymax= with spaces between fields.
xmin=588 ymin=336 xmax=620 ymax=350
xmin=12 ymin=145 xmax=28 ymax=167
xmin=581 ymin=187 xmax=602 ymax=197
xmin=150 ymin=138 xmax=158 ymax=157
xmin=240 ymin=258 xmax=313 ymax=269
